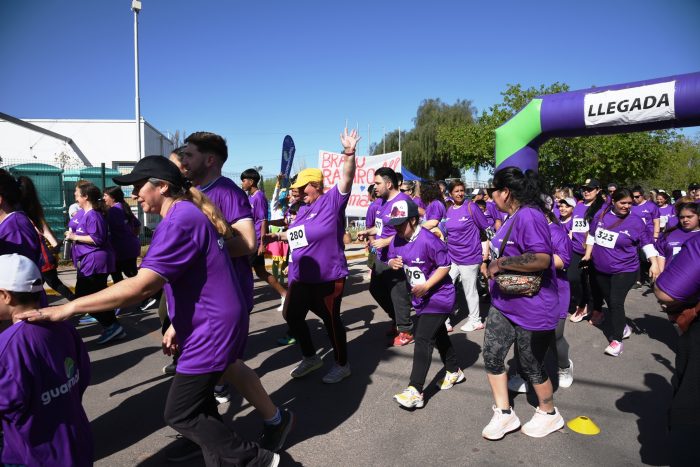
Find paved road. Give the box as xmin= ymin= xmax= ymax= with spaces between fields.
xmin=47 ymin=256 xmax=677 ymax=466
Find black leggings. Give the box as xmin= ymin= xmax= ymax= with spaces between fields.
xmin=567 ymin=252 xmax=603 ymax=313
xmin=594 ymin=269 xmax=637 ymax=342
xmin=164 ymin=372 xmax=271 ymax=466
xmin=111 ymin=257 xmax=138 ymax=283
xmin=42 ymin=268 xmax=74 ymax=301
xmin=483 ymin=307 xmax=554 ymax=385
xmin=74 ymin=273 xmax=117 ymax=328
xmin=285 ymin=278 xmax=348 ymax=366
xmin=409 ymin=313 xmax=458 ymax=393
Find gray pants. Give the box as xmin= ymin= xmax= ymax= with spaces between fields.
xmin=449 ymin=263 xmax=481 ymax=323
xmin=369 ymin=260 xmax=413 ymax=333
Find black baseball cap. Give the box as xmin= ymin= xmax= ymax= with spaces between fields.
xmin=113 ymin=156 xmax=187 ymax=187
xmin=387 ymin=199 xmax=420 ymax=226
xmin=580 ymin=178 xmax=601 ymax=189
xmin=688 ymin=182 xmax=700 ymax=191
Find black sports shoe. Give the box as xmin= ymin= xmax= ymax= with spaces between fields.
xmin=259 ymin=408 xmax=294 ymax=452
xmin=165 ymin=436 xmax=201 ymax=463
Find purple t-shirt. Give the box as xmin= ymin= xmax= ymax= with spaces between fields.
xmin=365 ymin=198 xmax=382 ymax=229
xmin=485 ymin=201 xmax=505 ymax=228
xmin=388 ymin=227 xmax=455 ymax=314
xmin=201 ymin=176 xmax=255 ymax=312
xmin=444 ymin=201 xmax=490 ymax=265
xmin=375 ymin=192 xmax=413 ymax=262
xmin=140 ymin=201 xmax=248 ymax=374
xmin=549 ymin=222 xmax=572 ymax=320
xmin=287 ymin=185 xmax=350 ymax=284
xmin=489 ymin=206 xmax=559 ymax=331
xmin=656 ymin=233 xmax=700 ymax=303
xmin=107 ymin=205 xmax=141 ymax=261
xmin=413 ymin=196 xmax=426 ymax=210
xmin=589 ymin=208 xmax=652 ymax=274
xmin=570 ymin=202 xmax=592 ymax=255
xmin=71 ymin=209 xmax=114 ymax=276
xmin=631 ymin=200 xmax=660 ymax=238
xmin=249 ymin=190 xmax=268 ymax=243
xmin=0 ymin=321 xmax=91 ymax=467
xmin=658 ymin=204 xmax=678 ymax=230
xmin=424 ymin=199 xmax=446 ymax=222
xmin=0 ymin=211 xmax=41 ymax=267
xmin=656 ymin=228 xmax=700 ymax=263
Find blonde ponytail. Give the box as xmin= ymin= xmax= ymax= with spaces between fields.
xmin=184 ymin=187 xmax=233 ymax=239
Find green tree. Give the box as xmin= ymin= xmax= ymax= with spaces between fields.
xmin=640 ymin=136 xmax=700 ymax=191
xmin=372 ymin=99 xmax=475 ymax=179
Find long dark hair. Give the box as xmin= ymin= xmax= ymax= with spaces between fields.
xmin=77 ymin=182 xmax=108 ymax=216
xmin=664 ymin=202 xmax=700 ymax=235
xmin=104 ymin=186 xmax=139 ymax=233
xmin=421 ymin=180 xmax=445 ymax=207
xmin=492 ymin=167 xmax=547 ymax=214
xmin=0 ymin=169 xmax=21 ymax=208
xmin=584 ymin=189 xmax=608 ymax=224
xmin=17 ymin=176 xmax=47 ymax=228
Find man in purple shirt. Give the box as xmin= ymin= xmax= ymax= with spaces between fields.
xmin=241 ymin=168 xmax=288 ymax=311
xmin=0 ymin=254 xmax=92 ymax=466
xmin=358 ymin=167 xmax=414 ymax=346
xmin=181 ymin=133 xmax=293 ymax=454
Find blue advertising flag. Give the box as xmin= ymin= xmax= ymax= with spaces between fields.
xmin=280 ymin=135 xmax=296 ymax=185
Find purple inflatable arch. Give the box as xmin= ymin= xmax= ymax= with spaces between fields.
xmin=495 ymin=72 xmax=700 ymax=172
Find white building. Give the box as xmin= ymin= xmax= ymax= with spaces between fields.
xmin=0 ymin=116 xmax=174 ymax=172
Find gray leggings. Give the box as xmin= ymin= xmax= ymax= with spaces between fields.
xmin=482 ymin=307 xmax=554 ymax=385
xmin=553 ymin=318 xmax=569 ymax=368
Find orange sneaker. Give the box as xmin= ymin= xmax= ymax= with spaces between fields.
xmin=393 ymin=331 xmax=414 ymax=347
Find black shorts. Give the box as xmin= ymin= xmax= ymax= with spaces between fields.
xmin=248 ymin=252 xmax=265 ymax=267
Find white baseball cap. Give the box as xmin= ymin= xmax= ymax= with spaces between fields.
xmin=0 ymin=254 xmax=43 ymax=293
xmin=559 ymin=197 xmax=577 ymax=208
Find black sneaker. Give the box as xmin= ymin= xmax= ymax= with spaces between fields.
xmin=162 ymin=359 xmax=177 ymax=375
xmin=259 ymin=408 xmax=294 ymax=452
xmin=165 ymin=435 xmax=201 ymax=463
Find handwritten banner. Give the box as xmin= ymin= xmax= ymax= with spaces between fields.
xmin=319 ymin=150 xmax=401 ymax=217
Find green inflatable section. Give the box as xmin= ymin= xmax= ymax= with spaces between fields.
xmin=494 ymin=98 xmax=542 ymax=167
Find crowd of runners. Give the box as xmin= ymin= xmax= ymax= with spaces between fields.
xmin=0 ymin=128 xmax=699 ymax=466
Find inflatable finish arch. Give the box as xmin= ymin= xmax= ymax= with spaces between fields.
xmin=495 ymin=72 xmax=700 ymax=172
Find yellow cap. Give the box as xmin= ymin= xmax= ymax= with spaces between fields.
xmin=291 ymin=168 xmax=323 ymax=188
xmin=566 ymin=416 xmax=601 ymax=435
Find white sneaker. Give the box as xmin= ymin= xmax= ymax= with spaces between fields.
xmin=276 ymin=296 xmax=286 ymax=312
xmin=393 ymin=386 xmax=424 ymax=408
xmin=437 ymin=368 xmax=465 ymax=390
xmin=558 ymin=359 xmax=573 ymax=388
xmin=445 ymin=317 xmax=453 ymax=332
xmin=521 ymin=407 xmax=565 ymax=438
xmin=622 ymin=324 xmax=632 ymax=339
xmin=507 ymin=374 xmax=528 ymax=393
xmin=460 ymin=320 xmax=485 ymax=332
xmin=290 ymin=355 xmax=323 ymax=378
xmin=322 ymin=363 xmax=351 ymax=383
xmin=482 ymin=405 xmax=521 ymax=440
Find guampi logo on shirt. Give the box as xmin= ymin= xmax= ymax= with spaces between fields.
xmin=411 ymin=257 xmax=426 ymax=264
xmin=41 ymin=357 xmax=80 ymax=406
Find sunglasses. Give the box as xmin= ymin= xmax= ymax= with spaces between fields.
xmin=633 ymin=195 xmax=644 ymax=199
xmin=581 ymin=187 xmax=597 ymax=192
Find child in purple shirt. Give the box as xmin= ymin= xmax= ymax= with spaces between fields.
xmin=0 ymin=254 xmax=92 ymax=467
xmin=387 ymin=199 xmax=461 ymax=409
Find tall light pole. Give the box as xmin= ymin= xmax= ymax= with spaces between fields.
xmin=132 ymin=0 xmax=142 ymax=160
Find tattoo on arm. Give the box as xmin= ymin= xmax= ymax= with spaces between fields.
xmin=500 ymin=253 xmax=537 ymax=268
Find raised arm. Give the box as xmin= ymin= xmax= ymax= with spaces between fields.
xmin=338 ymin=128 xmax=361 ymax=195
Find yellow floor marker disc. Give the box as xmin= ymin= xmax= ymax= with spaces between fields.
xmin=567 ymin=416 xmax=601 ymax=435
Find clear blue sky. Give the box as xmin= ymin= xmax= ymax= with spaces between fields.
xmin=2 ymin=0 xmax=699 ymax=175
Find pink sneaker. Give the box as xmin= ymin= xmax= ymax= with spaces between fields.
xmin=604 ymin=340 xmax=623 ymax=357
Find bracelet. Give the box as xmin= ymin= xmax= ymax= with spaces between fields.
xmin=343 ymin=150 xmax=355 ymax=156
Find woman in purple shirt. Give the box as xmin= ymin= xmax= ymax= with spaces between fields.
xmin=0 ymin=170 xmax=41 ymax=266
xmin=481 ymin=167 xmax=564 ymax=441
xmin=66 ymin=182 xmax=121 ymax=344
xmin=443 ymin=180 xmax=490 ymax=332
xmin=266 ymin=128 xmax=359 ymax=384
xmin=104 ymin=186 xmax=141 ymax=283
xmin=23 ymin=156 xmax=279 ymax=467
xmin=656 ymin=191 xmax=678 ymax=231
xmin=656 ymin=202 xmax=699 ymax=273
xmin=582 ymin=188 xmax=660 ymax=357
xmin=419 ymin=180 xmax=446 ymax=231
xmin=387 ymin=199 xmax=460 ymax=409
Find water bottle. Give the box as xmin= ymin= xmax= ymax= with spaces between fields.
xmin=62 ymin=240 xmax=72 ymax=261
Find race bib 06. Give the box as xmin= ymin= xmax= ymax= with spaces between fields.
xmin=572 ymin=218 xmax=588 ymax=233
xmin=594 ymin=227 xmax=619 ymax=249
xmin=287 ymin=225 xmax=309 ymax=251
xmin=403 ymin=266 xmax=427 ymax=286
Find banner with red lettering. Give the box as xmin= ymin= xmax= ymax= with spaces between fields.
xmin=319 ymin=150 xmax=401 ymax=217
